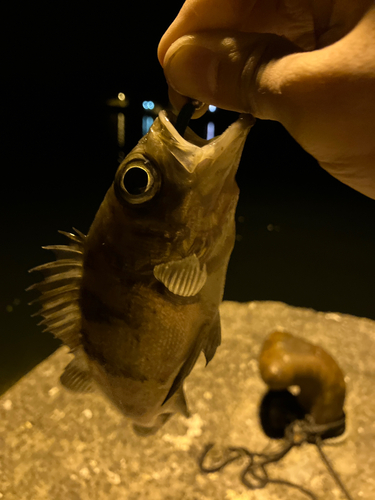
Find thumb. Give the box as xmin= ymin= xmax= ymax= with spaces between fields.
xmin=163 ymin=23 xmax=375 ymax=198
xmin=162 ymin=30 xmax=300 ymax=120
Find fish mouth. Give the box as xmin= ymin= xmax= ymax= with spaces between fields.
xmin=160 ymin=109 xmax=216 ymax=147
xmin=160 ymin=108 xmax=254 ymax=147
xmin=158 ymin=109 xmax=255 ymax=173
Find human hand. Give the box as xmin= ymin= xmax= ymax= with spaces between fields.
xmin=158 ymin=1 xmax=375 ymax=199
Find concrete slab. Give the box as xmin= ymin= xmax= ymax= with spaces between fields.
xmin=1 ymin=301 xmax=374 ymax=499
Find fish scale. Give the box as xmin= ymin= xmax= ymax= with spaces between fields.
xmin=29 ymin=109 xmax=254 ymax=435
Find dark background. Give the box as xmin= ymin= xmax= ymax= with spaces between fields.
xmin=2 ymin=3 xmax=374 ymax=394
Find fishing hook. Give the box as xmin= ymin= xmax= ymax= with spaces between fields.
xmin=175 ymin=99 xmax=203 ymax=137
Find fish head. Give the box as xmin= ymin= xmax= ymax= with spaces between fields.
xmin=89 ymin=110 xmax=254 ymax=271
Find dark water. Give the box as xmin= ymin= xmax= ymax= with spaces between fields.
xmin=2 ymin=3 xmax=375 ymax=395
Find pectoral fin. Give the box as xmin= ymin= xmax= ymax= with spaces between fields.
xmin=162 ymin=313 xmax=221 ymax=405
xmin=153 ymin=254 xmax=207 ymax=297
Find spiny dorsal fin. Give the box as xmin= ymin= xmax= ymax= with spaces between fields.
xmin=29 ymin=229 xmax=85 ymax=350
xmin=153 ymin=254 xmax=207 ymax=297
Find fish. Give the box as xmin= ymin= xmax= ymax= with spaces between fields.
xmin=29 ymin=109 xmax=254 ymax=435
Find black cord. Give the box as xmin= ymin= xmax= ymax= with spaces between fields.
xmin=315 ymin=438 xmax=354 ymax=500
xmin=199 ymin=440 xmax=317 ymax=498
xmin=175 ymin=100 xmax=201 ymax=137
xmin=198 ymin=416 xmax=352 ymax=500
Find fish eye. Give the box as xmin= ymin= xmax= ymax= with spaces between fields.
xmin=117 ymin=159 xmax=160 ymax=204
xmin=123 ymin=166 xmax=150 ymax=195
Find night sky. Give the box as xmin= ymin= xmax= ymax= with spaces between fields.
xmin=2 ymin=3 xmax=375 ymax=393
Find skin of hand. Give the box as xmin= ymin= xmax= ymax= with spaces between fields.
xmin=158 ymin=0 xmax=375 ymax=199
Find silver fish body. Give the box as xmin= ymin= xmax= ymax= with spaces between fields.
xmin=30 ymin=110 xmax=254 ymax=434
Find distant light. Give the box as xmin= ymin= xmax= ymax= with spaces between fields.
xmin=142 ymin=100 xmax=155 ymax=110
xmin=118 ymin=92 xmax=126 ymax=101
xmin=117 ymin=112 xmax=125 ymax=147
xmin=142 ymin=115 xmax=154 ymax=135
xmin=206 ymin=121 xmax=215 ymax=140
xmin=208 ymin=105 xmax=217 ymax=112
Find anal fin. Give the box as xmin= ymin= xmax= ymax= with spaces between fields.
xmin=60 ymin=356 xmax=94 ymax=393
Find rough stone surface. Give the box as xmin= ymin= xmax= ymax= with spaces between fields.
xmin=1 ymin=301 xmax=374 ymax=500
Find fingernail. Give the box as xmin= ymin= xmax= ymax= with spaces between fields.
xmin=164 ymin=40 xmax=219 ymax=101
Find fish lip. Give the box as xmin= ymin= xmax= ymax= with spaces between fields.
xmin=159 ymin=109 xmax=255 ymax=149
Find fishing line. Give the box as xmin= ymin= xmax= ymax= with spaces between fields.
xmin=175 ymin=99 xmax=202 ymax=137
xmin=198 ymin=416 xmax=352 ymax=500
xmin=315 ymin=438 xmax=354 ymax=500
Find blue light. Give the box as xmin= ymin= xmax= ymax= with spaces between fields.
xmin=206 ymin=121 xmax=215 ymax=140
xmin=208 ymin=105 xmax=217 ymax=112
xmin=142 ymin=115 xmax=154 ymax=135
xmin=142 ymin=100 xmax=155 ymax=110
